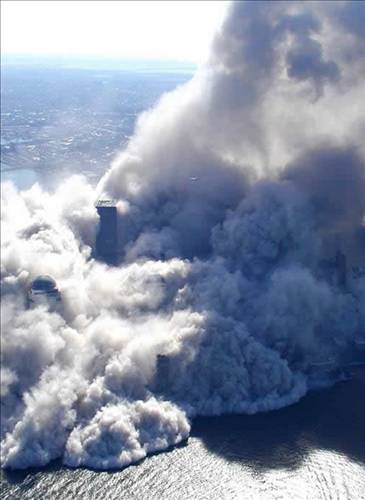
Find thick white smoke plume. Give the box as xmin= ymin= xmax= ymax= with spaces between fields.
xmin=1 ymin=1 xmax=365 ymax=469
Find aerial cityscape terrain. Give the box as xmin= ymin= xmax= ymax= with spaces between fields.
xmin=1 ymin=63 xmax=191 ymax=187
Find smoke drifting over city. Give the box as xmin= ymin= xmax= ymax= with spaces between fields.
xmin=1 ymin=1 xmax=365 ymax=469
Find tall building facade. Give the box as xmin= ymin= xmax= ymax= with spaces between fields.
xmin=95 ymin=200 xmax=118 ymax=264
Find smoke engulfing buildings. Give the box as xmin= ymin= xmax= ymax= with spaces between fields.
xmin=1 ymin=1 xmax=365 ymax=471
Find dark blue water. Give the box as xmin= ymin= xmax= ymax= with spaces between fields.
xmin=2 ymin=369 xmax=365 ymax=499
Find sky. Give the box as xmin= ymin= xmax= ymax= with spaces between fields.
xmin=1 ymin=0 xmax=230 ymax=63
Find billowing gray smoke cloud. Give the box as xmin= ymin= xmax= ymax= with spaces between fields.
xmin=1 ymin=1 xmax=365 ymax=470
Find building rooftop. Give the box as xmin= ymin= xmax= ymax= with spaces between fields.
xmin=95 ymin=199 xmax=116 ymax=208
xmin=30 ymin=275 xmax=57 ymax=291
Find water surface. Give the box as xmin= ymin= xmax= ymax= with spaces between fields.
xmin=2 ymin=369 xmax=364 ymax=499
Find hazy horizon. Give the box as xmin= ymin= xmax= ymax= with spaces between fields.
xmin=1 ymin=53 xmax=198 ymax=73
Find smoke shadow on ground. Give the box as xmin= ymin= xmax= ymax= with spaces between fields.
xmin=191 ymin=370 xmax=365 ymax=472
xmin=0 ymin=459 xmax=63 ymax=486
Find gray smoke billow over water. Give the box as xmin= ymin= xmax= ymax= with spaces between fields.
xmin=1 ymin=1 xmax=365 ymax=470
